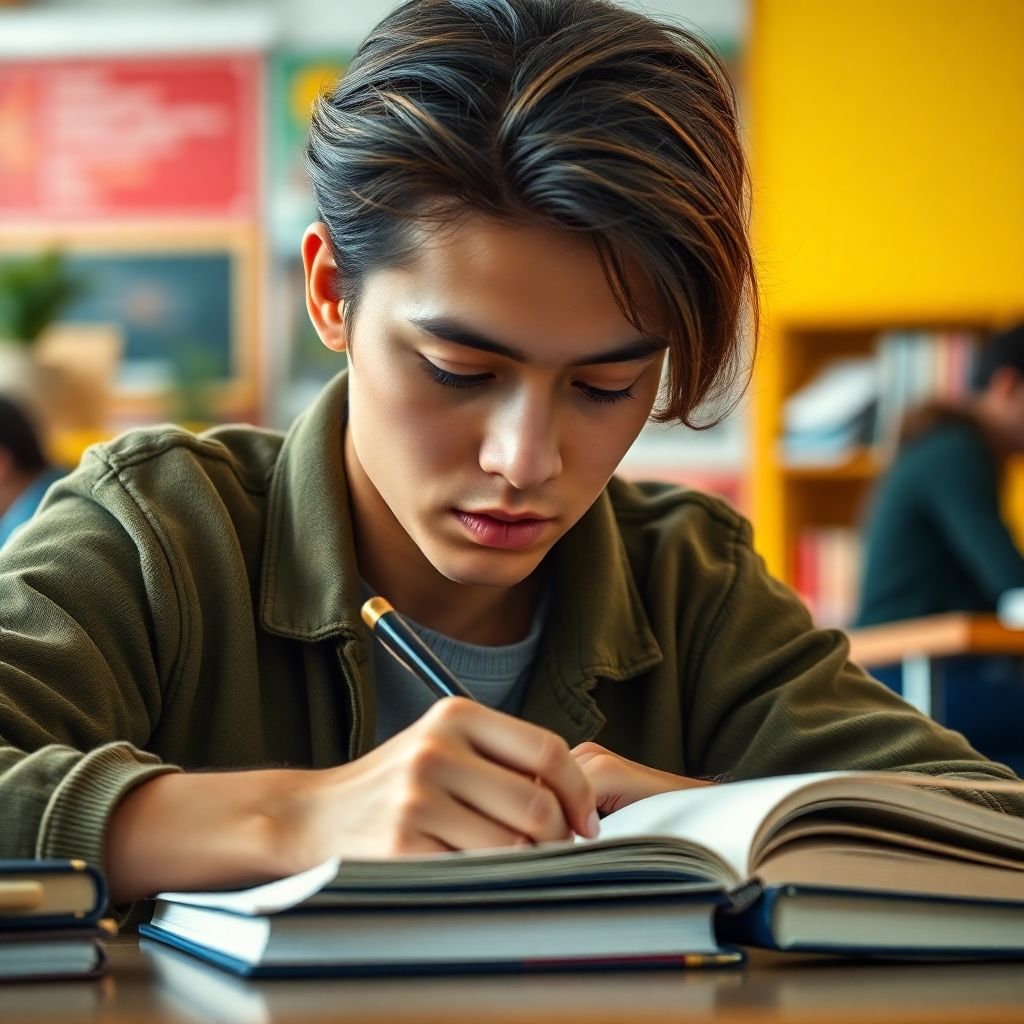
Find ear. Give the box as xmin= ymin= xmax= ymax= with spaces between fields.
xmin=301 ymin=222 xmax=348 ymax=353
xmin=0 ymin=449 xmax=14 ymax=484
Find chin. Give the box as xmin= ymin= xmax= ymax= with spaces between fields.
xmin=427 ymin=546 xmax=547 ymax=589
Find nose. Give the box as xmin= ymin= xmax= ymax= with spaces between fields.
xmin=478 ymin=388 xmax=563 ymax=491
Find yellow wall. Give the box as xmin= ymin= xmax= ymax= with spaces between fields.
xmin=749 ymin=0 xmax=1024 ymax=573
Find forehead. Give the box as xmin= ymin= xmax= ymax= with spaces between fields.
xmin=366 ymin=215 xmax=663 ymax=360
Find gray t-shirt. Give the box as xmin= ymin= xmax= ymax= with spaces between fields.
xmin=363 ymin=584 xmax=548 ymax=745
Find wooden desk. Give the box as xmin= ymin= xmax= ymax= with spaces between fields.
xmin=3 ymin=936 xmax=1023 ymax=1024
xmin=846 ymin=613 xmax=1024 ymax=719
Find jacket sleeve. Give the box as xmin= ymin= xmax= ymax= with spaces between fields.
xmin=0 ymin=450 xmax=183 ymax=869
xmin=686 ymin=514 xmax=1024 ymax=815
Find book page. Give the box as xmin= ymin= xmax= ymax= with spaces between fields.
xmin=158 ymin=857 xmax=342 ymax=916
xmin=156 ymin=770 xmax=1024 ymax=914
xmin=594 ymin=772 xmax=845 ymax=882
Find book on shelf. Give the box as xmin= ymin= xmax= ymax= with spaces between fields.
xmin=781 ymin=356 xmax=878 ymax=465
xmin=0 ymin=859 xmax=110 ymax=981
xmin=140 ymin=771 xmax=1024 ymax=976
xmin=792 ymin=527 xmax=861 ymax=628
xmin=872 ymin=330 xmax=978 ymax=453
xmin=780 ymin=330 xmax=979 ymax=467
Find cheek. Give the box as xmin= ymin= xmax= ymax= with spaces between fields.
xmin=566 ymin=402 xmax=653 ymax=488
xmin=350 ymin=365 xmax=476 ymax=483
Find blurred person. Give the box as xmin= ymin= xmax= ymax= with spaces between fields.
xmin=0 ymin=395 xmax=62 ymax=550
xmin=856 ymin=323 xmax=1024 ymax=771
xmin=0 ymin=0 xmax=1020 ymax=912
xmin=858 ymin=323 xmax=1024 ymax=624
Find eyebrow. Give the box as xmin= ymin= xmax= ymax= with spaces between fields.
xmin=408 ymin=316 xmax=667 ymax=366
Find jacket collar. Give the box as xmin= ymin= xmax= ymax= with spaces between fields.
xmin=518 ymin=487 xmax=664 ymax=742
xmin=259 ymin=371 xmax=663 ymax=698
xmin=260 ymin=371 xmax=364 ymax=641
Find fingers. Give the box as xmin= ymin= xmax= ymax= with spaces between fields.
xmin=408 ymin=733 xmax=576 ymax=844
xmin=413 ymin=789 xmax=531 ymax=853
xmin=419 ymin=699 xmax=599 ymax=840
xmin=571 ymin=742 xmax=635 ymax=814
xmin=571 ymin=741 xmax=712 ymax=815
xmin=572 ymin=740 xmax=609 ymax=768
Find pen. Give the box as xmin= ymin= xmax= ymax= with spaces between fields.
xmin=360 ymin=596 xmax=477 ymax=702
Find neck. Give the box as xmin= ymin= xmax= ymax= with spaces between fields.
xmin=372 ymin=568 xmax=545 ymax=645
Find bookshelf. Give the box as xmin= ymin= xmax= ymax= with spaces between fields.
xmin=747 ymin=0 xmax=1024 ymax=622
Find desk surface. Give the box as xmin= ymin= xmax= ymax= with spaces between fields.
xmin=3 ymin=936 xmax=1023 ymax=1024
xmin=847 ymin=612 xmax=1024 ymax=666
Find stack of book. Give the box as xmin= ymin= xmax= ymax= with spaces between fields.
xmin=141 ymin=771 xmax=1024 ymax=976
xmin=0 ymin=859 xmax=109 ymax=981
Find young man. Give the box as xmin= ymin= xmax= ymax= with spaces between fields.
xmin=0 ymin=0 xmax=1019 ymax=908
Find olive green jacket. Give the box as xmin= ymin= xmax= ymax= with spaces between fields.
xmin=0 ymin=373 xmax=1019 ymax=872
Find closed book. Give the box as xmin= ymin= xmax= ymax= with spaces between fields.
xmin=720 ymin=886 xmax=1024 ymax=957
xmin=142 ymin=771 xmax=1024 ymax=975
xmin=0 ymin=859 xmax=106 ymax=930
xmin=0 ymin=926 xmax=109 ymax=981
xmin=143 ymin=893 xmax=743 ymax=977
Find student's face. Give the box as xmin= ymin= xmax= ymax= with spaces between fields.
xmin=305 ymin=215 xmax=667 ymax=590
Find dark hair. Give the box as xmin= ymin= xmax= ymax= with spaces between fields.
xmin=972 ymin=323 xmax=1024 ymax=391
xmin=0 ymin=397 xmax=47 ymax=474
xmin=306 ymin=0 xmax=756 ymax=427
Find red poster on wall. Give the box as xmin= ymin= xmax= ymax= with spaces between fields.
xmin=0 ymin=55 xmax=260 ymax=222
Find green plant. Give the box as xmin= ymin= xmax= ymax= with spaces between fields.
xmin=0 ymin=250 xmax=87 ymax=345
xmin=170 ymin=337 xmax=222 ymax=425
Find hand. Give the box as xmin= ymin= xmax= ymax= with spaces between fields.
xmin=284 ymin=698 xmax=599 ymax=866
xmin=571 ymin=742 xmax=712 ymax=816
xmin=104 ymin=701 xmax=597 ymax=903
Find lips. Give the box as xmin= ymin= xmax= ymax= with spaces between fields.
xmin=453 ymin=509 xmax=552 ymax=550
xmin=465 ymin=508 xmax=549 ymax=523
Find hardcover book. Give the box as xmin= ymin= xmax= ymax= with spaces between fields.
xmin=141 ymin=771 xmax=1024 ymax=975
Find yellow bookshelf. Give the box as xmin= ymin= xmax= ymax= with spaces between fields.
xmin=747 ymin=0 xmax=1024 ymax=584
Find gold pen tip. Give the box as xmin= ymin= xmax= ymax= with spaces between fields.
xmin=361 ymin=596 xmax=394 ymax=629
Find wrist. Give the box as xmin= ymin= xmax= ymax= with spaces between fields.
xmin=257 ymin=764 xmax=345 ymax=879
xmin=104 ymin=767 xmax=329 ymax=902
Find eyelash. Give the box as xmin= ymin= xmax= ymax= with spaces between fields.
xmin=419 ymin=358 xmax=635 ymax=405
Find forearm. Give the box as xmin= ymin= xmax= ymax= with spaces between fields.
xmin=104 ymin=767 xmax=320 ymax=904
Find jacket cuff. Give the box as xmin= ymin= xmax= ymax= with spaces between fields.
xmin=36 ymin=741 xmax=182 ymax=869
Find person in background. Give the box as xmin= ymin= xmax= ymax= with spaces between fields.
xmin=0 ymin=396 xmax=63 ymax=550
xmin=856 ymin=322 xmax=1024 ymax=772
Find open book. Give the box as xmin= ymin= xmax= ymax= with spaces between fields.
xmin=141 ymin=771 xmax=1024 ymax=975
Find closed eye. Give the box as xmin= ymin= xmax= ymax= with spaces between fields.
xmin=420 ymin=357 xmax=491 ymax=390
xmin=422 ymin=355 xmax=637 ymax=405
xmin=574 ymin=382 xmax=636 ymax=405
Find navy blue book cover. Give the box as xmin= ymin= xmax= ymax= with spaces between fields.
xmin=0 ymin=859 xmax=106 ymax=930
xmin=718 ymin=884 xmax=1024 ymax=958
xmin=139 ymin=922 xmax=744 ymax=978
